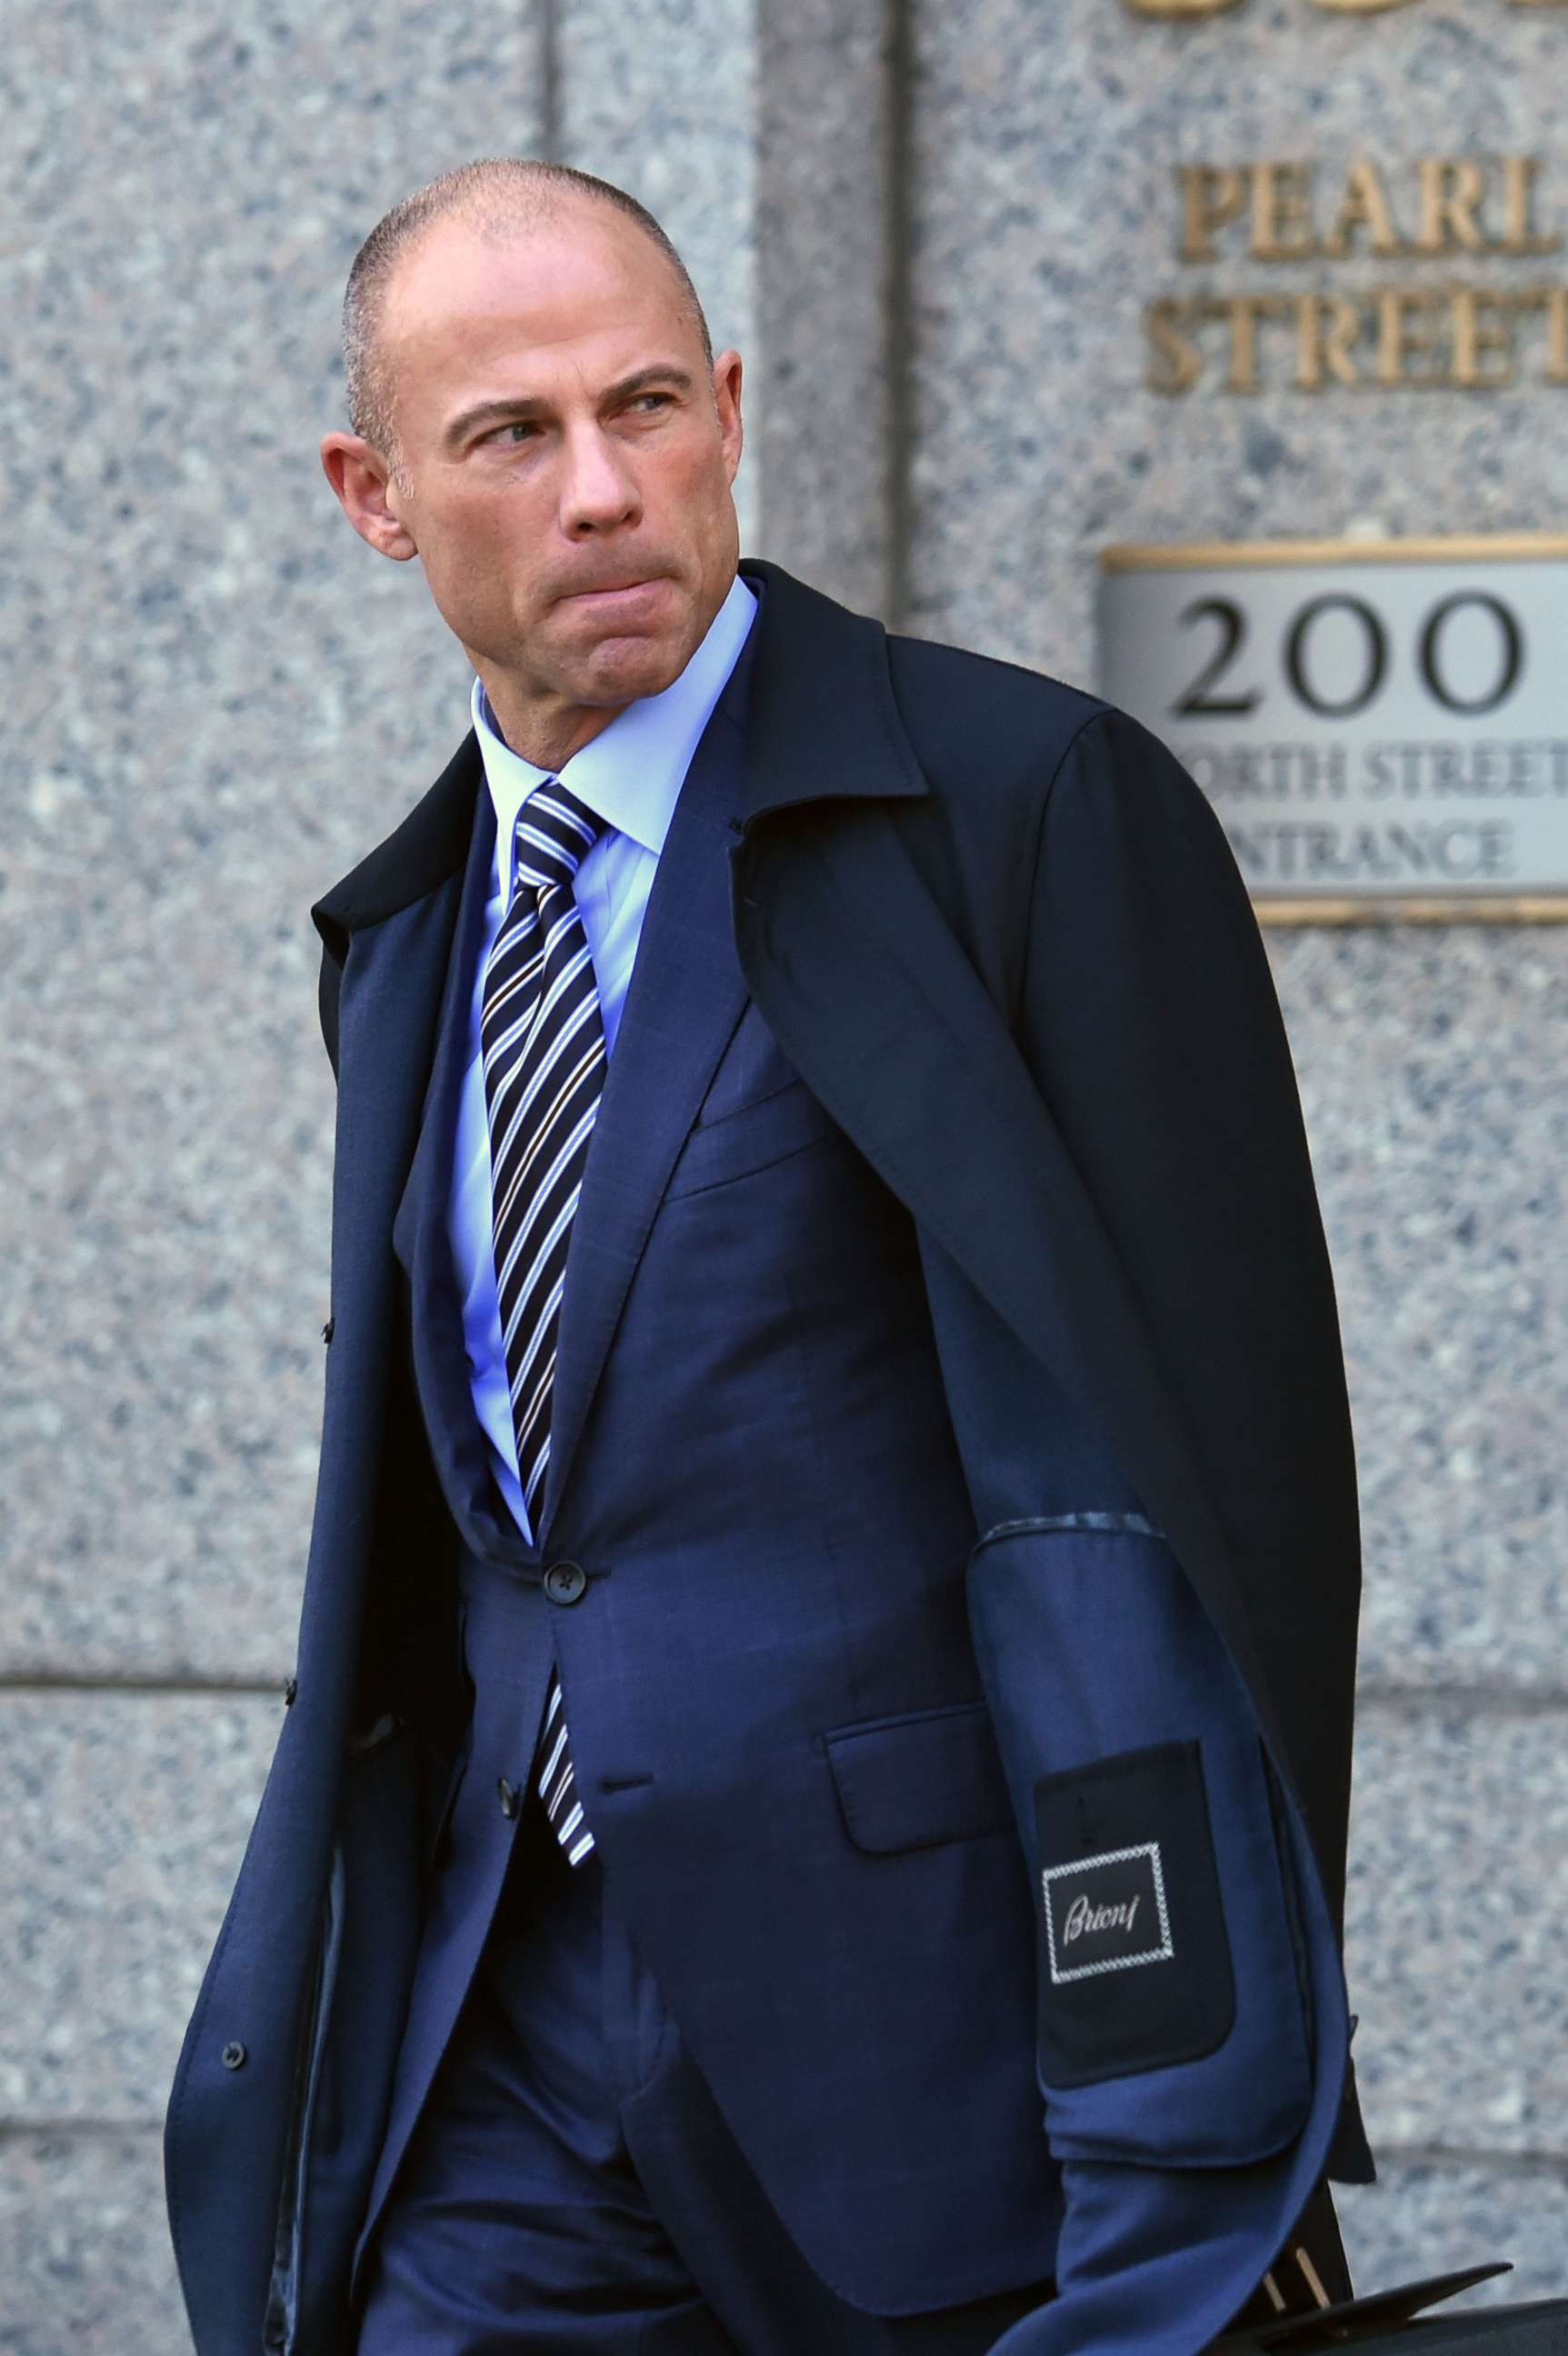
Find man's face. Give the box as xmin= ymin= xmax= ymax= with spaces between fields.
xmin=325 ymin=206 xmax=743 ymax=759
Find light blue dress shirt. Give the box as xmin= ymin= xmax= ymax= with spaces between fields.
xmin=449 ymin=572 xmax=759 ymax=1538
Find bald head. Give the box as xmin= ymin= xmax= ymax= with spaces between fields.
xmin=343 ymin=158 xmax=714 ymax=468
xmin=320 ymin=156 xmax=744 ymax=772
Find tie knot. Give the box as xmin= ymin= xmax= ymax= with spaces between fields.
xmin=514 ymin=780 xmax=605 ymax=893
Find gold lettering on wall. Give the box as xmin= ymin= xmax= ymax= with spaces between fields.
xmin=1174 ymin=155 xmax=1563 ymax=266
xmin=1450 ymin=286 xmax=1519 ymax=385
xmin=1503 ymin=157 xmax=1562 ymax=254
xmin=1293 ymin=294 xmax=1362 ymax=389
xmin=1147 ymin=284 xmax=1568 ymax=394
xmin=1145 ymin=298 xmax=1204 ymax=393
xmin=1416 ymin=158 xmax=1488 ymax=254
xmin=1374 ymin=289 xmax=1443 ymax=386
xmin=1179 ymin=166 xmax=1246 ymax=261
xmin=1252 ymin=164 xmax=1317 ymax=261
xmin=1323 ymin=161 xmax=1403 ymax=256
xmin=1150 ymin=154 xmax=1567 ymax=394
xmin=1518 ymin=284 xmax=1568 ymax=378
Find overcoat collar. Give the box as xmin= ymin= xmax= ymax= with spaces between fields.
xmin=311 ymin=560 xmax=928 ymax=949
xmin=313 ymin=730 xmax=482 ymax=950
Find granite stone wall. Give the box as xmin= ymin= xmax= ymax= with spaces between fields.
xmin=4 ymin=12 xmax=547 ymax=2347
xmin=3 ymin=2 xmax=1563 ymax=2347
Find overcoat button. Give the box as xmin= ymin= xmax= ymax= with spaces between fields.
xmin=221 ymin=2042 xmax=246 ymax=2071
xmin=497 ymin=1778 xmax=520 ymax=1819
xmin=544 ymin=1560 xmax=587 ymax=1606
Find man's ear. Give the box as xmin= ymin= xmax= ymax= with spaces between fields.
xmin=320 ymin=432 xmax=418 ymax=561
xmin=712 ymin=349 xmax=744 ymax=487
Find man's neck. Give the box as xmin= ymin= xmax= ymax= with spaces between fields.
xmin=476 ymin=688 xmax=625 ymax=774
xmin=472 ymin=573 xmax=740 ymax=772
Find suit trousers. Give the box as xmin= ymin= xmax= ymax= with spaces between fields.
xmin=354 ymin=1789 xmax=1055 ymax=2355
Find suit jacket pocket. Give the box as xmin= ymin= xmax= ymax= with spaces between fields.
xmin=824 ymin=1699 xmax=1016 ymax=1853
xmin=664 ymin=1076 xmax=841 ymax=1201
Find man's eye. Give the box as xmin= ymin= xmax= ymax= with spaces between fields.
xmin=489 ymin=422 xmax=536 ymax=446
xmin=632 ymin=393 xmax=672 ymax=414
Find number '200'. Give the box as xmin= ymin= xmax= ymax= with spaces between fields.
xmin=1174 ymin=590 xmax=1524 ymax=720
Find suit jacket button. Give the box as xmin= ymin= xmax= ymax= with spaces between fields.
xmin=497 ymin=1777 xmax=520 ymax=1819
xmin=544 ymin=1560 xmax=587 ymax=1606
xmin=321 ymin=1317 xmax=335 ymax=1345
xmin=221 ymin=2042 xmax=246 ymax=2071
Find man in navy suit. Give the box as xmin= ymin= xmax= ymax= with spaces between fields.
xmin=165 ymin=158 xmax=1371 ymax=2355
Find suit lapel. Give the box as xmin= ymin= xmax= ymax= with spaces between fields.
xmin=538 ymin=690 xmax=751 ymax=1544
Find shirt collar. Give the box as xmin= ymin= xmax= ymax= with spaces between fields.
xmin=471 ymin=572 xmax=757 ymax=880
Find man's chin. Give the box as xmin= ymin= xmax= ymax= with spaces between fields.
xmin=570 ymin=628 xmax=693 ymax=709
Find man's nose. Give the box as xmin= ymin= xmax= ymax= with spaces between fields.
xmin=559 ymin=424 xmax=642 ymax=536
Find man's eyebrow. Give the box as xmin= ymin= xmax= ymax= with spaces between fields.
xmin=445 ymin=365 xmax=698 ymax=447
xmin=606 ymin=364 xmax=696 ymax=403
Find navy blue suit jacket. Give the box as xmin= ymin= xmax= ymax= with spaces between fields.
xmin=165 ymin=560 xmax=1369 ymax=2355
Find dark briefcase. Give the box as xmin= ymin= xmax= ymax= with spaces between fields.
xmin=1214 ymin=2264 xmax=1568 ymax=2351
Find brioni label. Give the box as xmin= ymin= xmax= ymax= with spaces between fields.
xmin=1042 ymin=1842 xmax=1175 ymax=1983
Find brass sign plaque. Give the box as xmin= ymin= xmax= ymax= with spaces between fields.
xmin=1097 ymin=534 xmax=1568 ymax=921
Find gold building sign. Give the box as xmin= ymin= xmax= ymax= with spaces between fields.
xmin=1147 ymin=155 xmax=1567 ymax=393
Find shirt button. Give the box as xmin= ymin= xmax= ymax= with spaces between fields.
xmin=544 ymin=1560 xmax=587 ymax=1606
xmin=497 ymin=1777 xmax=520 ymax=1819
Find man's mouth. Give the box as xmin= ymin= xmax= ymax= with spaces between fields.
xmin=559 ymin=576 xmax=667 ymax=614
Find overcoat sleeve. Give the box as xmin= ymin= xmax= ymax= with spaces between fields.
xmin=1013 ymin=706 xmax=1361 ymax=1933
xmin=969 ymin=709 xmax=1364 ymax=2353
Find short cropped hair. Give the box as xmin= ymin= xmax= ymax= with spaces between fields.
xmin=342 ymin=158 xmax=714 ymax=472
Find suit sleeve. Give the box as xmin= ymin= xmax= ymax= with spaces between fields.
xmin=971 ymin=709 xmax=1361 ymax=2354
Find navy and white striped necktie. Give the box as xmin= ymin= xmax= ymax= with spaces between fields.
xmin=481 ymin=777 xmax=607 ymax=1866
